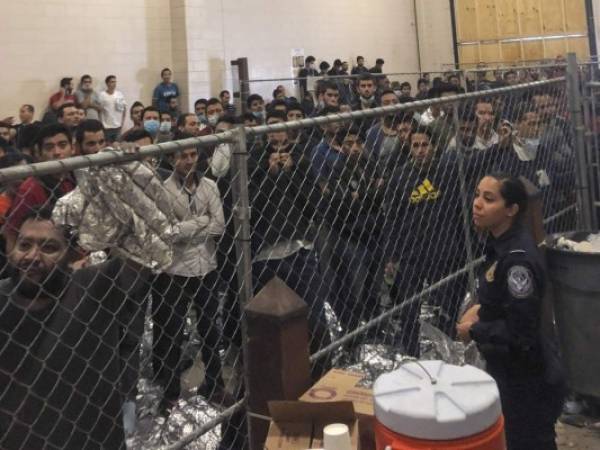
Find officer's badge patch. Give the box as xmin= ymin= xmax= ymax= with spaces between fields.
xmin=507 ymin=265 xmax=534 ymax=298
xmin=485 ymin=262 xmax=497 ymax=282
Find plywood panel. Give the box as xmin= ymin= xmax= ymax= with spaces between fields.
xmin=544 ymin=39 xmax=567 ymax=59
xmin=476 ymin=0 xmax=499 ymax=40
xmin=518 ymin=0 xmax=543 ymax=36
xmin=522 ymin=41 xmax=544 ymax=60
xmin=479 ymin=43 xmax=502 ymax=62
xmin=566 ymin=37 xmax=591 ymax=58
xmin=496 ymin=0 xmax=520 ymax=38
xmin=541 ymin=0 xmax=565 ymax=34
xmin=501 ymin=42 xmax=523 ymax=62
xmin=459 ymin=45 xmax=480 ymax=65
xmin=456 ymin=0 xmax=479 ymax=42
xmin=564 ymin=0 xmax=587 ymax=32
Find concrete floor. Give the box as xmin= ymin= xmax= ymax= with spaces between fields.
xmin=557 ymin=420 xmax=600 ymax=449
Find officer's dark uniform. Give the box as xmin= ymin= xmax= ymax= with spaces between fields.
xmin=470 ymin=224 xmax=566 ymax=450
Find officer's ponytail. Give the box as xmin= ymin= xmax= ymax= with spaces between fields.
xmin=489 ymin=172 xmax=528 ymax=221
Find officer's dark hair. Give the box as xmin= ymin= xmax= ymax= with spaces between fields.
xmin=75 ymin=119 xmax=105 ymax=145
xmin=286 ymin=101 xmax=305 ymax=116
xmin=488 ymin=172 xmax=528 ymax=220
xmin=305 ymin=56 xmax=316 ymax=65
xmin=195 ymin=98 xmax=208 ymax=108
xmin=400 ymin=82 xmax=411 ymax=89
xmin=376 ymin=58 xmax=385 ymax=65
xmin=105 ymin=75 xmax=116 ymax=85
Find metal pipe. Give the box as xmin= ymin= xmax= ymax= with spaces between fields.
xmin=566 ymin=52 xmax=594 ymax=230
xmin=309 ymin=257 xmax=485 ymax=362
xmin=161 ymin=398 xmax=247 ymax=450
xmin=229 ymin=126 xmax=255 ymax=448
xmin=0 ymin=78 xmax=565 ymax=184
xmin=0 ymin=132 xmax=236 ymax=183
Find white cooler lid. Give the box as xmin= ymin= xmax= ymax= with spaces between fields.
xmin=373 ymin=360 xmax=501 ymax=440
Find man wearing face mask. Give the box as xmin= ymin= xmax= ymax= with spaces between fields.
xmin=205 ymin=98 xmax=225 ymax=131
xmin=141 ymin=106 xmax=161 ymax=141
xmin=247 ymin=94 xmax=266 ymax=124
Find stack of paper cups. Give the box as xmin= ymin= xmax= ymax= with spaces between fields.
xmin=323 ymin=423 xmax=352 ymax=450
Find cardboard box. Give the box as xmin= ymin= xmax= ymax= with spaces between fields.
xmin=264 ymin=400 xmax=359 ymax=450
xmin=299 ymin=369 xmax=375 ymax=450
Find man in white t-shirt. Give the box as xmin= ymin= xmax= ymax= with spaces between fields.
xmin=99 ymin=75 xmax=127 ymax=143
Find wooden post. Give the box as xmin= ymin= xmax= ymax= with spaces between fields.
xmin=244 ymin=276 xmax=313 ymax=450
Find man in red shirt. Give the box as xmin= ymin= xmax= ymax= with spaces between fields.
xmin=4 ymin=124 xmax=76 ymax=251
xmin=48 ymin=77 xmax=76 ymax=113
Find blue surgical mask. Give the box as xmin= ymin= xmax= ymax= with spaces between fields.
xmin=252 ymin=111 xmax=264 ymax=121
xmin=197 ymin=113 xmax=207 ymax=122
xmin=144 ymin=119 xmax=160 ymax=136
xmin=159 ymin=121 xmax=171 ymax=133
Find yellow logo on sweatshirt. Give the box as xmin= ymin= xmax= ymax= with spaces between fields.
xmin=410 ymin=178 xmax=440 ymax=204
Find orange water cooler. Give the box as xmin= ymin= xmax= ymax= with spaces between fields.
xmin=373 ymin=360 xmax=506 ymax=450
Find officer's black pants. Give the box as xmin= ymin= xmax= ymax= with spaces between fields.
xmin=494 ymin=374 xmax=565 ymax=450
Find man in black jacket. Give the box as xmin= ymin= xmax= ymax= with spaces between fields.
xmin=249 ymin=113 xmax=332 ymax=378
xmin=316 ymin=127 xmax=385 ymax=355
xmin=0 ymin=209 xmax=149 ymax=450
xmin=383 ymin=128 xmax=467 ymax=356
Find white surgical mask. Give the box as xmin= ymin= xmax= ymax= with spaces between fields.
xmin=208 ymin=114 xmax=219 ymax=126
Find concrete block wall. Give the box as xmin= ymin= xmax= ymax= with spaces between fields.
xmin=0 ymin=0 xmax=173 ymax=126
xmin=0 ymin=0 xmax=461 ymax=121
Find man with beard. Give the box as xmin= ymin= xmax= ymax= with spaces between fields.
xmin=351 ymin=74 xmax=378 ymax=136
xmin=383 ymin=127 xmax=466 ymax=356
xmin=0 ymin=209 xmax=148 ymax=449
xmin=316 ymin=127 xmax=384 ymax=358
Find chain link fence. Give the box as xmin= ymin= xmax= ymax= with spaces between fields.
xmin=0 ymin=59 xmax=594 ymax=449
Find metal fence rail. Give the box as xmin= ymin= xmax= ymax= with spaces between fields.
xmin=0 ymin=59 xmax=594 ymax=450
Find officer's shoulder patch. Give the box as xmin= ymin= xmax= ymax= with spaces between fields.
xmin=507 ymin=265 xmax=534 ymax=299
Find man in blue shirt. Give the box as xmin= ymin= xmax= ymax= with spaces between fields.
xmin=152 ymin=68 xmax=180 ymax=113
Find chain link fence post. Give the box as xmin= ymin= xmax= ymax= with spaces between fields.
xmin=566 ymin=53 xmax=595 ymax=231
xmin=229 ymin=125 xmax=254 ymax=448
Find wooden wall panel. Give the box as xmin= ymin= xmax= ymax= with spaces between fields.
xmin=501 ymin=42 xmax=523 ymax=62
xmin=522 ymin=41 xmax=544 ymax=60
xmin=541 ymin=0 xmax=566 ymax=34
xmin=459 ymin=45 xmax=480 ymax=65
xmin=456 ymin=0 xmax=479 ymax=42
xmin=564 ymin=0 xmax=587 ymax=32
xmin=495 ymin=0 xmax=520 ymax=38
xmin=476 ymin=0 xmax=499 ymax=40
xmin=518 ymin=0 xmax=543 ymax=36
xmin=544 ymin=39 xmax=568 ymax=59
xmin=454 ymin=0 xmax=590 ymax=65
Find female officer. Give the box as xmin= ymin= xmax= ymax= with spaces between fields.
xmin=457 ymin=173 xmax=565 ymax=450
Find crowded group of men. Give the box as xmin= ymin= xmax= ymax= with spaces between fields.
xmin=0 ymin=57 xmax=577 ymax=449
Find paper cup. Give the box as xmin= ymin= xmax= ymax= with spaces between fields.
xmin=323 ymin=423 xmax=352 ymax=450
